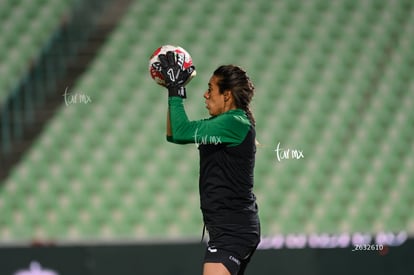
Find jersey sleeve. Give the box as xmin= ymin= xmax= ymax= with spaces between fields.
xmin=167 ymin=97 xmax=250 ymax=146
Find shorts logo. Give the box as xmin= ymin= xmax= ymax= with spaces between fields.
xmin=229 ymin=256 xmax=241 ymax=266
xmin=207 ymin=246 xmax=218 ymax=253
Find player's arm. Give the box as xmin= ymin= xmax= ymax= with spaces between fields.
xmin=166 ymin=97 xmax=194 ymax=144
xmin=157 ymin=50 xmax=194 ymax=142
xmin=167 ymin=97 xmax=250 ymax=145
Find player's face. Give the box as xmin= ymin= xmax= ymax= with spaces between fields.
xmin=204 ymin=75 xmax=228 ymax=116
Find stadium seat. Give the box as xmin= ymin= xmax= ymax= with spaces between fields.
xmin=0 ymin=0 xmax=413 ymax=242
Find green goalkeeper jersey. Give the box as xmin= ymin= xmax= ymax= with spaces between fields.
xmin=167 ymin=97 xmax=259 ymax=226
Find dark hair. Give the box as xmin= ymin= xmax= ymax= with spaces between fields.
xmin=213 ymin=65 xmax=256 ymax=126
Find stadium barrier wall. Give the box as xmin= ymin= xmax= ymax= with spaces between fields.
xmin=1 ymin=236 xmax=413 ymax=275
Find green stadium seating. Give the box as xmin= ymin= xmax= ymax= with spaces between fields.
xmin=0 ymin=0 xmax=81 ymax=105
xmin=0 ymin=0 xmax=413 ymax=242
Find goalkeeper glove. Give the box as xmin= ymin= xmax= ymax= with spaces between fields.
xmin=157 ymin=51 xmax=195 ymax=98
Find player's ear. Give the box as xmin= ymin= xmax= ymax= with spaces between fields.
xmin=223 ymin=90 xmax=232 ymax=102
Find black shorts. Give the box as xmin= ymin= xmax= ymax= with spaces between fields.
xmin=204 ymin=223 xmax=260 ymax=275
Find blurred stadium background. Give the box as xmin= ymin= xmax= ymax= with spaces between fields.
xmin=0 ymin=0 xmax=413 ymax=274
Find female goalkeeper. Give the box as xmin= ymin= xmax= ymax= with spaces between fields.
xmin=158 ymin=51 xmax=260 ymax=275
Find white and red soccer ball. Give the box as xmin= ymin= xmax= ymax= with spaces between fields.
xmin=148 ymin=45 xmax=196 ymax=86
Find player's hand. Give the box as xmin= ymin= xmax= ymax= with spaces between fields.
xmin=158 ymin=51 xmax=195 ymax=98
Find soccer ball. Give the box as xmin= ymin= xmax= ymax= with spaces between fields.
xmin=149 ymin=45 xmax=196 ymax=86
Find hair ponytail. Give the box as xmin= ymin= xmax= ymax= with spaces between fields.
xmin=244 ymin=106 xmax=255 ymax=127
